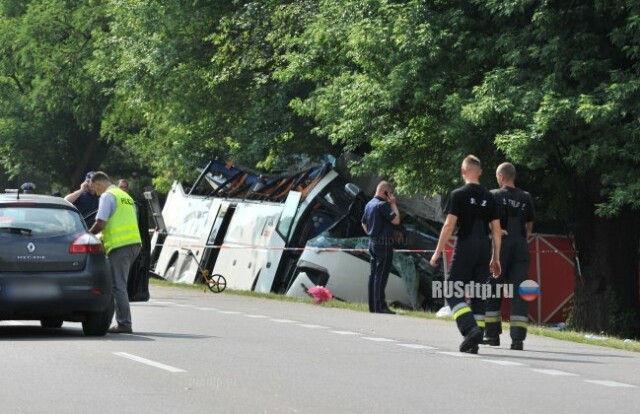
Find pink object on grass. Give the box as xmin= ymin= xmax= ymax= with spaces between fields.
xmin=307 ymin=286 xmax=333 ymax=303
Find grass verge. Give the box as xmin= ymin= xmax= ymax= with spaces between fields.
xmin=149 ymin=278 xmax=640 ymax=353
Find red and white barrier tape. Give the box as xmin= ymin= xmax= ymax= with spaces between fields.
xmin=154 ymin=243 xmax=574 ymax=255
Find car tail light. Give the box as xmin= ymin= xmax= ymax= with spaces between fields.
xmin=70 ymin=233 xmax=104 ymax=254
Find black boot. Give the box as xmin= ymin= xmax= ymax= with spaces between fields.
xmin=460 ymin=326 xmax=483 ymax=353
xmin=510 ymin=340 xmax=524 ymax=350
xmin=482 ymin=336 xmax=500 ymax=346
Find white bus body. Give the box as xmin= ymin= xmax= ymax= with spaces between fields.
xmin=147 ymin=160 xmax=443 ymax=310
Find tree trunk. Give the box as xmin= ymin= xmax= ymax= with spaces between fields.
xmin=69 ymin=129 xmax=103 ymax=189
xmin=571 ymin=207 xmax=640 ymax=337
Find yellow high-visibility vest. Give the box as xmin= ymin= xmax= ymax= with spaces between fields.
xmin=102 ymin=187 xmax=141 ymax=254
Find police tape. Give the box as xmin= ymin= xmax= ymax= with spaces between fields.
xmin=156 ymin=243 xmax=574 ymax=255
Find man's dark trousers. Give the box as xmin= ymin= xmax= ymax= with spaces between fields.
xmin=485 ymin=236 xmax=529 ymax=341
xmin=369 ymin=244 xmax=393 ymax=312
xmin=447 ymin=236 xmax=491 ymax=335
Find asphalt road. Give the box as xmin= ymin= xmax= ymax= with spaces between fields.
xmin=1 ymin=285 xmax=639 ymax=414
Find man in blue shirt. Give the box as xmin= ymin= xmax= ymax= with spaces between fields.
xmin=64 ymin=171 xmax=100 ymax=228
xmin=361 ymin=181 xmax=401 ymax=314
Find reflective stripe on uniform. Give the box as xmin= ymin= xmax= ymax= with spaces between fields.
xmin=511 ymin=315 xmax=529 ymax=322
xmin=510 ymin=315 xmax=529 ymax=328
xmin=452 ymin=303 xmax=472 ymax=320
xmin=474 ymin=314 xmax=486 ymax=328
xmin=485 ymin=310 xmax=501 ymax=323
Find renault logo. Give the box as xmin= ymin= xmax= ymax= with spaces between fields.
xmin=26 ymin=242 xmax=36 ymax=253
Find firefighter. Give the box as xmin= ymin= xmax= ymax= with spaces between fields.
xmin=430 ymin=155 xmax=502 ymax=354
xmin=483 ymin=162 xmax=535 ymax=350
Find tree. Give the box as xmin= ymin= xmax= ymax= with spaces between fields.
xmin=96 ymin=0 xmax=334 ymax=190
xmin=0 ymin=0 xmax=113 ymax=190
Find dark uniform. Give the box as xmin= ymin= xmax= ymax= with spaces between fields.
xmin=362 ymin=196 xmax=397 ymax=313
xmin=485 ymin=186 xmax=534 ymax=348
xmin=446 ymin=183 xmax=499 ymax=341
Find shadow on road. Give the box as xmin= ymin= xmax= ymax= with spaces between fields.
xmin=0 ymin=326 xmax=214 ymax=341
xmin=126 ymin=332 xmax=214 ymax=340
xmin=478 ymin=347 xmax=636 ymax=364
xmin=0 ymin=325 xmax=121 ymax=341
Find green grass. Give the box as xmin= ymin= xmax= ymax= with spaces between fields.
xmin=149 ymin=278 xmax=640 ymax=353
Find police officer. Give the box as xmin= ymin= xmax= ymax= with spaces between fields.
xmin=89 ymin=171 xmax=141 ymax=334
xmin=484 ymin=162 xmax=534 ymax=350
xmin=430 ymin=155 xmax=502 ymax=354
xmin=361 ymin=181 xmax=401 ymax=314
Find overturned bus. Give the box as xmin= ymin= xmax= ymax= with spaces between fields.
xmin=146 ymin=159 xmax=445 ymax=310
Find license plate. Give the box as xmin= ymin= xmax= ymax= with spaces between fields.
xmin=3 ymin=282 xmax=61 ymax=299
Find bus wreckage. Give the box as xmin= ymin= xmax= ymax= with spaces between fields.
xmin=145 ymin=159 xmax=445 ymax=310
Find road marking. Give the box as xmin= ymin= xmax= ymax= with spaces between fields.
xmin=482 ymin=360 xmax=527 ymax=367
xmin=584 ymin=380 xmax=637 ymax=388
xmin=1 ymin=321 xmax=24 ymax=326
xmin=245 ymin=314 xmax=268 ymax=319
xmin=218 ymin=310 xmax=242 ymax=315
xmin=438 ymin=351 xmax=478 ymax=357
xmin=113 ymin=352 xmax=186 ymax=373
xmin=270 ymin=319 xmax=296 ymax=323
xmin=196 ymin=307 xmax=218 ymax=311
xmin=298 ymin=324 xmax=329 ymax=329
xmin=329 ymin=330 xmax=359 ymax=335
xmin=530 ymin=369 xmax=578 ymax=377
xmin=397 ymin=344 xmax=438 ymax=350
xmin=174 ymin=304 xmax=194 ymax=308
xmin=361 ymin=337 xmax=397 ymax=342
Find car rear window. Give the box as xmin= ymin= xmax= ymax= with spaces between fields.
xmin=0 ymin=207 xmax=85 ymax=236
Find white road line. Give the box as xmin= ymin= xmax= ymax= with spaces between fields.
xmin=196 ymin=307 xmax=218 ymax=311
xmin=174 ymin=304 xmax=194 ymax=308
xmin=298 ymin=324 xmax=329 ymax=329
xmin=329 ymin=330 xmax=359 ymax=335
xmin=530 ymin=369 xmax=579 ymax=377
xmin=218 ymin=310 xmax=242 ymax=315
xmin=361 ymin=337 xmax=397 ymax=342
xmin=584 ymin=380 xmax=637 ymax=388
xmin=482 ymin=360 xmax=527 ymax=367
xmin=438 ymin=351 xmax=478 ymax=357
xmin=113 ymin=352 xmax=186 ymax=373
xmin=270 ymin=319 xmax=296 ymax=323
xmin=397 ymin=344 xmax=438 ymax=350
xmin=245 ymin=314 xmax=268 ymax=319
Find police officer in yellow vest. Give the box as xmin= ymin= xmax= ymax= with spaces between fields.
xmin=89 ymin=171 xmax=141 ymax=334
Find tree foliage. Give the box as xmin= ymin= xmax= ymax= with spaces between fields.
xmin=0 ymin=0 xmax=109 ymax=189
